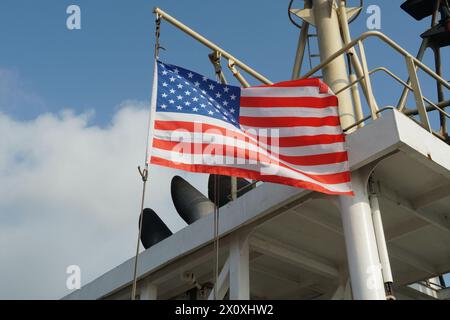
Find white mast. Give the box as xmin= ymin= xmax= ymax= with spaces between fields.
xmin=311 ymin=0 xmax=355 ymax=128
xmin=310 ymin=0 xmax=385 ymax=300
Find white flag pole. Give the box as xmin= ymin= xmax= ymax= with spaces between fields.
xmin=130 ymin=13 xmax=161 ymax=300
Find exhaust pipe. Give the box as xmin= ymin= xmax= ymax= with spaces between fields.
xmin=171 ymin=176 xmax=215 ymax=224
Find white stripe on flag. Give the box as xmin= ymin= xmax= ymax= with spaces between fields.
xmin=240 ymin=106 xmax=339 ymax=118
xmin=153 ymin=129 xmax=346 ymax=157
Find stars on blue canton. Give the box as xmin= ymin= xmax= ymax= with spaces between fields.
xmin=156 ymin=61 xmax=241 ymax=127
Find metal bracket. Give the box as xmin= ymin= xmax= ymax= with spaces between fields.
xmin=208 ymin=51 xmax=227 ymax=84
xmin=228 ymin=59 xmax=250 ymax=87
xmin=291 ymin=6 xmax=361 ymax=26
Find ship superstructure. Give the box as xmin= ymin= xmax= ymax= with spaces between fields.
xmin=64 ymin=0 xmax=450 ymax=300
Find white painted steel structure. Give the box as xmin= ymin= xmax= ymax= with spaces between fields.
xmin=63 ymin=2 xmax=450 ymax=300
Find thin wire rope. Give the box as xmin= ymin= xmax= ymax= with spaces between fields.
xmin=216 ymin=183 xmax=220 ymax=299
xmin=213 ymin=175 xmax=219 ymax=300
xmin=211 ymin=56 xmax=224 ymax=300
xmin=130 ymin=14 xmax=161 ymax=301
xmin=143 ymin=14 xmax=162 ymax=165
xmin=131 ymin=168 xmax=148 ymax=300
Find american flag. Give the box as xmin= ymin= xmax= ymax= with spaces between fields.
xmin=147 ymin=61 xmax=353 ymax=195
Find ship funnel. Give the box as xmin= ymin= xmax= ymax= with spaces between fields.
xmin=171 ymin=175 xmax=215 ymax=224
xmin=208 ymin=174 xmax=253 ymax=208
xmin=139 ymin=208 xmax=172 ymax=249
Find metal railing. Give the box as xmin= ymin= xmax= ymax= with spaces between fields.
xmin=151 ymin=6 xmax=450 ymax=207
xmin=301 ymin=31 xmax=450 ymax=136
xmin=153 ymin=7 xmax=272 ymax=86
xmin=154 ymin=9 xmax=448 ymax=139
xmin=337 ymin=66 xmax=450 ymax=132
xmin=418 ymin=280 xmax=446 ymax=291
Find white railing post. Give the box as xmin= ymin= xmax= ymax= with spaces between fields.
xmin=358 ymin=41 xmax=379 ymax=120
xmin=229 ymin=233 xmax=250 ymax=300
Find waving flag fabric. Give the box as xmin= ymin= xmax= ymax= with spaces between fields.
xmin=148 ymin=61 xmax=353 ymax=195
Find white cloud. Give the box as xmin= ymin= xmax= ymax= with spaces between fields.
xmin=0 ymin=102 xmax=207 ymax=299
xmin=0 ymin=68 xmax=46 ymax=116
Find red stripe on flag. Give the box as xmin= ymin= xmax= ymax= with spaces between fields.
xmin=246 ymin=133 xmax=346 ymax=147
xmin=150 ymin=156 xmax=353 ymax=196
xmin=279 ymin=151 xmax=348 ymax=166
xmin=240 ymin=96 xmax=338 ymax=108
xmin=239 ymin=116 xmax=340 ymax=128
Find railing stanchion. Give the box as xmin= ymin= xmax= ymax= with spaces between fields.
xmin=405 ymin=56 xmax=432 ymax=133
xmin=358 ymin=41 xmax=378 ymax=120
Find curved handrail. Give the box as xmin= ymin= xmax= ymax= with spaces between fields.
xmin=371 ymin=67 xmax=449 ymax=118
xmin=342 ymin=106 xmax=396 ymax=132
xmin=153 ymin=10 xmax=446 ymax=135
xmin=153 ymin=7 xmax=272 ymax=85
xmin=336 ymin=66 xmax=448 ymax=117
xmin=301 ymin=31 xmax=450 ymax=90
xmin=334 ymin=66 xmax=412 ymax=95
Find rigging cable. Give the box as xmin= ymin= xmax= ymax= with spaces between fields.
xmin=210 ymin=52 xmax=224 ymax=300
xmin=130 ymin=13 xmax=162 ymax=300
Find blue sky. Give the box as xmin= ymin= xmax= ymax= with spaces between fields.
xmin=0 ymin=1 xmax=448 ymax=298
xmin=0 ymin=0 xmax=448 ymax=126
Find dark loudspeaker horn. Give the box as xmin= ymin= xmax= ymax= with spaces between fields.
xmin=139 ymin=208 xmax=172 ymax=249
xmin=208 ymin=174 xmax=253 ymax=208
xmin=401 ymin=0 xmax=437 ymax=20
xmin=171 ymin=176 xmax=215 ymax=224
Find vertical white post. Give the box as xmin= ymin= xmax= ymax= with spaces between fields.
xmin=358 ymin=41 xmax=378 ymax=120
xmin=405 ymin=56 xmax=432 ymax=132
xmin=291 ymin=21 xmax=310 ymax=80
xmin=139 ymin=280 xmax=157 ymax=300
xmin=338 ymin=170 xmax=385 ymax=300
xmin=312 ymin=0 xmax=355 ymax=128
xmin=369 ymin=192 xmax=393 ymax=284
xmin=229 ymin=233 xmax=250 ymax=300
